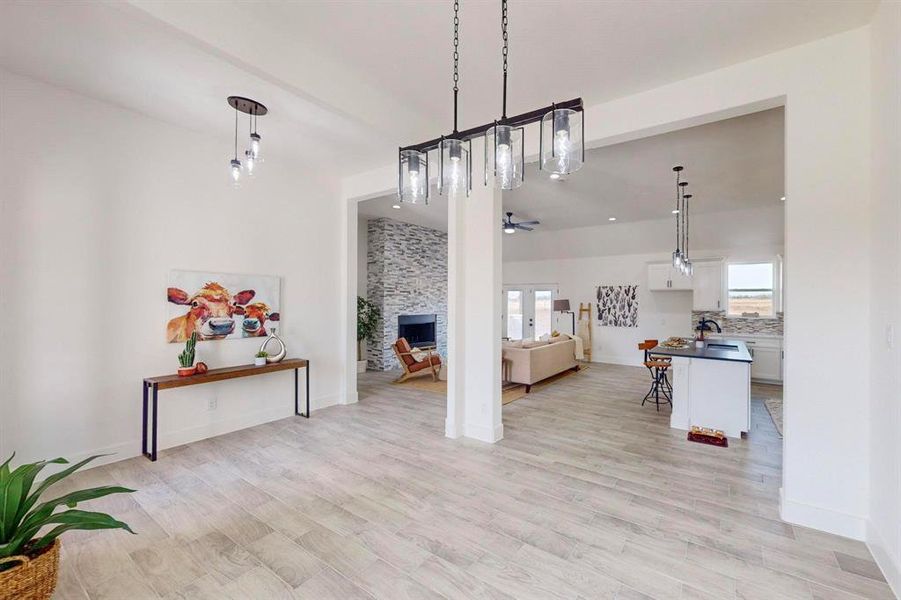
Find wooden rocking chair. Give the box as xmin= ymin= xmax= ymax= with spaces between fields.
xmin=393 ymin=337 xmax=441 ymax=383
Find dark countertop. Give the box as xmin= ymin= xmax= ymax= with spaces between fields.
xmin=650 ymin=339 xmax=753 ymax=363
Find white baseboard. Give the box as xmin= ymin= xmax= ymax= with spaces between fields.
xmin=464 ymin=421 xmax=504 ymax=443
xmin=313 ymin=393 xmax=341 ymax=410
xmin=867 ymin=520 xmax=901 ymax=598
xmin=69 ymin=395 xmax=336 ymax=472
xmin=779 ymin=488 xmax=867 ymax=540
xmin=445 ymin=418 xmax=462 ymax=439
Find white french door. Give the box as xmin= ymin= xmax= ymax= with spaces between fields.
xmin=502 ymin=284 xmax=556 ymax=341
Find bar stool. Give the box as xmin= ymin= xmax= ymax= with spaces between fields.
xmin=638 ymin=339 xmax=672 ymax=411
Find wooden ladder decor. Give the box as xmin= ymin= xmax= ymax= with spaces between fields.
xmin=578 ymin=302 xmax=593 ymax=362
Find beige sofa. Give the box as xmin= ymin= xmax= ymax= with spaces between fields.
xmin=502 ymin=338 xmax=579 ymax=392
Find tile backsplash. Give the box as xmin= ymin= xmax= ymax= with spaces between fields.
xmin=691 ymin=311 xmax=783 ymax=336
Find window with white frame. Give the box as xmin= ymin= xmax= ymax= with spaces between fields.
xmin=726 ymin=261 xmax=776 ymax=317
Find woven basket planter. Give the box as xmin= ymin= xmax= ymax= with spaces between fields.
xmin=0 ymin=540 xmax=60 ymax=600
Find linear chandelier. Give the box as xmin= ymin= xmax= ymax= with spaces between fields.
xmin=227 ymin=96 xmax=267 ymax=186
xmin=671 ymin=165 xmax=693 ymax=277
xmin=398 ymin=0 xmax=585 ymax=204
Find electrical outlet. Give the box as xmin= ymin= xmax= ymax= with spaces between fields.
xmin=208 ymin=397 xmax=218 ymax=410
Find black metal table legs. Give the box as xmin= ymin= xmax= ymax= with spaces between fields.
xmin=141 ymin=382 xmax=159 ymax=461
xmin=294 ymin=363 xmax=311 ymax=418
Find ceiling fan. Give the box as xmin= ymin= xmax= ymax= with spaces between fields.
xmin=503 ymin=212 xmax=540 ymax=234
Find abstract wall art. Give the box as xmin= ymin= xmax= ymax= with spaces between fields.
xmin=167 ymin=270 xmax=280 ymax=342
xmin=597 ymin=285 xmax=639 ymax=328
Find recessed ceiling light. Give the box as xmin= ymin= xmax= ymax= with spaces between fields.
xmin=780 ymin=196 xmax=786 ymax=202
xmin=608 ymin=217 xmax=616 ymax=222
xmin=672 ymin=209 xmax=680 ymax=214
xmin=392 ymin=203 xmax=401 ymax=209
xmin=549 ymin=173 xmax=560 ymax=180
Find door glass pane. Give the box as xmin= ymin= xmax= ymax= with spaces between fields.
xmin=534 ymin=290 xmax=553 ymax=340
xmin=506 ymin=291 xmax=523 ymax=341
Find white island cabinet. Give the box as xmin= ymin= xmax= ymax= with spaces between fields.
xmin=651 ymin=340 xmax=752 ymax=439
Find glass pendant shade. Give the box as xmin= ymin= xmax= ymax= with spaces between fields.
xmin=250 ymin=132 xmax=261 ymax=159
xmin=541 ymin=108 xmax=583 ymax=176
xmin=244 ymin=150 xmax=256 ymax=176
xmin=398 ymin=149 xmax=429 ymax=204
xmin=672 ymin=251 xmax=682 ymax=269
xmin=439 ymin=138 xmax=470 ymax=197
xmin=485 ymin=125 xmax=524 ymax=190
xmin=229 ymin=158 xmax=241 ymax=186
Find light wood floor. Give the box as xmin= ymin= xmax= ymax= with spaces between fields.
xmin=51 ymin=363 xmax=893 ymax=599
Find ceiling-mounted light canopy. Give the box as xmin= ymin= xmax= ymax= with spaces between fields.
xmin=541 ymin=107 xmax=584 ymax=176
xmin=398 ymin=148 xmax=428 ymax=204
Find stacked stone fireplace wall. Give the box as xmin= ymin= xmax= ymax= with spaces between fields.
xmin=366 ymin=218 xmax=448 ymax=371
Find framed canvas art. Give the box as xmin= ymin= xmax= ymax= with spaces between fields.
xmin=167 ymin=270 xmax=280 ymax=342
xmin=597 ymin=284 xmax=639 ymax=327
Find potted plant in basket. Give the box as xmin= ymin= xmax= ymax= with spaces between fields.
xmin=357 ymin=296 xmax=380 ymax=374
xmin=177 ymin=331 xmax=197 ymax=376
xmin=254 ymin=350 xmax=268 ymax=366
xmin=0 ymin=454 xmax=135 ymax=600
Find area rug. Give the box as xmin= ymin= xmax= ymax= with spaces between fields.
xmin=393 ymin=364 xmax=589 ymax=406
xmin=764 ymin=397 xmax=783 ymax=436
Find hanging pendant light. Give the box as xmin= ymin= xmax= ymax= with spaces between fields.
xmin=682 ymin=192 xmax=693 ymax=277
xmin=484 ymin=1 xmax=524 ymax=190
xmin=226 ymin=96 xmax=267 ymax=186
xmin=541 ymin=106 xmax=584 ymax=176
xmin=672 ymin=166 xmax=683 ymax=268
xmin=398 ymin=149 xmax=429 ymax=204
xmin=678 ymin=180 xmax=688 ymax=274
xmin=397 ymin=0 xmax=585 ymax=201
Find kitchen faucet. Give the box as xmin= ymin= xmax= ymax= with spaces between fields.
xmin=696 ymin=318 xmax=722 ymax=340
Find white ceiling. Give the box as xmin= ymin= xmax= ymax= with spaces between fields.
xmin=360 ymin=107 xmax=784 ymax=231
xmin=0 ymin=1 xmax=874 ymax=178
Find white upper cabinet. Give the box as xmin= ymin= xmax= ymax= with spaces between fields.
xmin=692 ymin=261 xmax=724 ymax=310
xmin=648 ymin=263 xmax=697 ymax=291
xmin=648 ymin=264 xmax=673 ymax=290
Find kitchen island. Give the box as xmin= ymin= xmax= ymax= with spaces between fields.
xmin=651 ymin=339 xmax=753 ymax=438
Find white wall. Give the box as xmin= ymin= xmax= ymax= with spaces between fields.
xmin=0 ymin=70 xmax=344 ymax=465
xmin=504 ymin=207 xmax=784 ymax=366
xmin=867 ymin=1 xmax=901 ymax=594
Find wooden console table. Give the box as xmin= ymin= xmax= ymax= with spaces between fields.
xmin=142 ymin=358 xmax=309 ymax=461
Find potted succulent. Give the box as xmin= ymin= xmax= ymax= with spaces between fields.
xmin=0 ymin=454 xmax=135 ymax=600
xmin=177 ymin=332 xmax=197 ymax=377
xmin=357 ymin=296 xmax=380 ymax=374
xmin=254 ymin=350 xmax=268 ymax=366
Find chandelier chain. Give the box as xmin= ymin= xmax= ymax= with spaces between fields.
xmin=501 ymin=0 xmax=508 ymax=118
xmin=452 ymin=0 xmax=460 ymax=132
xmin=675 ymin=170 xmax=680 ymax=250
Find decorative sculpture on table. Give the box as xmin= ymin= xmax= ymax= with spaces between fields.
xmin=259 ymin=327 xmax=286 ymax=363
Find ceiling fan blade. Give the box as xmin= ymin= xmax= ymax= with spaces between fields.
xmin=516 ymin=225 xmax=534 ymax=231
xmin=517 ymin=220 xmax=540 ymax=226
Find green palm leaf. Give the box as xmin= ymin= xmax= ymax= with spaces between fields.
xmin=28 ymin=509 xmax=135 ymax=552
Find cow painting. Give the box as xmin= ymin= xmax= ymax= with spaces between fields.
xmin=240 ymin=302 xmax=280 ymax=337
xmin=166 ymin=271 xmax=281 ymax=343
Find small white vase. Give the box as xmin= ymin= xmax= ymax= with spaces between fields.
xmin=254 ymin=356 xmax=267 ymax=366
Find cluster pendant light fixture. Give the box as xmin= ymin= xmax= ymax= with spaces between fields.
xmin=398 ymin=0 xmax=585 ymax=204
xmin=227 ymin=96 xmax=267 ymax=187
xmin=671 ymin=165 xmax=694 ymax=277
